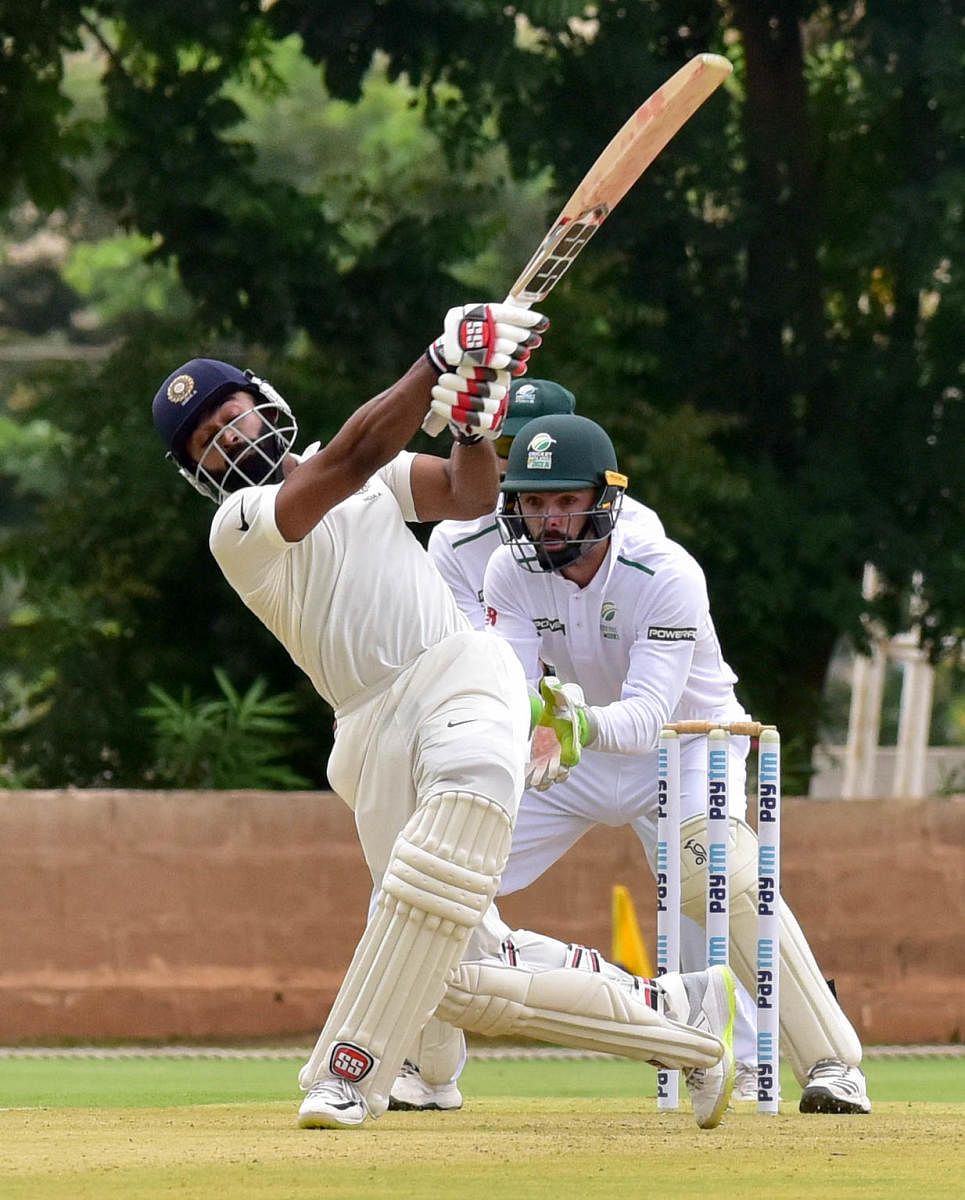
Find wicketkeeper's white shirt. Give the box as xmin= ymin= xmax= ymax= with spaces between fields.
xmin=209 ymin=449 xmax=471 ymax=717
xmin=429 ymin=494 xmax=665 ymax=631
xmin=483 ymin=515 xmax=749 ymax=754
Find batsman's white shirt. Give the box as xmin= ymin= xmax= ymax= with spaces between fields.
xmin=429 ymin=494 xmax=664 ymax=631
xmin=209 ymin=448 xmax=529 ymax=879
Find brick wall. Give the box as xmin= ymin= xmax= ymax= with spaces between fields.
xmin=1 ymin=790 xmax=962 ymax=1044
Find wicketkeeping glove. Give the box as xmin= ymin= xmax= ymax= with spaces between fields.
xmin=525 ymin=723 xmax=570 ymax=791
xmin=426 ymin=302 xmax=549 ymax=377
xmin=537 ymin=676 xmax=597 ymax=768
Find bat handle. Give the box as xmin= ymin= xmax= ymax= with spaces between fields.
xmin=422 ymin=409 xmax=448 ymax=437
xmin=420 ymin=292 xmax=532 ymax=437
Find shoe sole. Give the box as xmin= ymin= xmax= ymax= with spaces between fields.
xmin=297 ymin=1109 xmax=366 ymax=1130
xmin=799 ymin=1087 xmax=871 ymax=1115
xmin=387 ymin=1098 xmax=463 ymax=1112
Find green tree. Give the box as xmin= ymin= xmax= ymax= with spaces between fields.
xmin=2 ymin=0 xmax=963 ymax=786
xmin=140 ymin=668 xmax=310 ymax=789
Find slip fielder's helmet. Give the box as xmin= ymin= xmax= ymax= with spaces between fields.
xmin=152 ymin=358 xmax=297 ymax=504
xmin=502 ymin=377 xmax=576 ymax=438
xmin=496 ymin=413 xmax=627 ymax=572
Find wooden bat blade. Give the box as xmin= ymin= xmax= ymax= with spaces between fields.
xmin=423 ymin=53 xmax=732 ymax=435
xmin=509 ymin=52 xmax=732 ymax=304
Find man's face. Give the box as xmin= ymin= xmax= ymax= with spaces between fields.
xmin=185 ymin=390 xmax=261 ymax=474
xmin=517 ymin=487 xmax=597 ymax=550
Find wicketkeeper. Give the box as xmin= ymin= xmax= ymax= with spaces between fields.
xmin=483 ymin=412 xmax=871 ymax=1115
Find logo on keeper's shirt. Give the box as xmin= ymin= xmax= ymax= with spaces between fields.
xmin=600 ymin=602 xmax=619 ymax=639
xmin=533 ymin=617 xmax=566 ymax=634
xmin=648 ymin=625 xmax=697 ymax=641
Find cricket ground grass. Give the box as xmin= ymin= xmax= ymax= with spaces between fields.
xmin=1 ymin=1053 xmax=963 ymax=1199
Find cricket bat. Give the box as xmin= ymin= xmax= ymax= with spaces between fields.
xmin=424 ymin=52 xmax=733 ymax=435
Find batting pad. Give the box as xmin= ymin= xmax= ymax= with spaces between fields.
xmin=436 ymin=963 xmax=723 ymax=1070
xmin=679 ymin=814 xmax=862 ymax=1084
xmin=403 ymin=1017 xmax=466 ymax=1086
xmin=298 ymin=791 xmax=512 ymax=1116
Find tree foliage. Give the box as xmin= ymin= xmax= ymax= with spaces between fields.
xmin=0 ymin=0 xmax=963 ymax=787
xmin=140 ymin=667 xmax=310 ymax=789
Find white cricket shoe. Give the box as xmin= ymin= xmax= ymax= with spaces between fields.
xmin=388 ymin=1060 xmax=463 ymax=1111
xmin=676 ymin=965 xmax=737 ymax=1129
xmin=799 ymin=1059 xmax=871 ymax=1114
xmin=732 ymin=1061 xmax=760 ymax=1102
xmin=297 ymin=1076 xmax=367 ymax=1129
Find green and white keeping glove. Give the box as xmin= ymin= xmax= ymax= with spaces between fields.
xmin=525 ymin=724 xmax=568 ymax=791
xmin=537 ymin=676 xmax=597 ymax=768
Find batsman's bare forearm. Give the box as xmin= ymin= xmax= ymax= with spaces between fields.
xmin=275 ymin=356 xmax=436 ymax=541
xmin=449 ymin=437 xmax=500 ymax=515
xmin=411 ymin=437 xmax=499 ymax=523
xmin=326 ymin=356 xmax=439 ymax=475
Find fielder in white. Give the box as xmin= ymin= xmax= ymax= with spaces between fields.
xmin=485 ymin=411 xmax=871 ymax=1116
xmin=150 ymin=308 xmax=739 ymax=1131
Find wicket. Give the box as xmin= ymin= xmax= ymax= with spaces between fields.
xmin=656 ymin=721 xmax=782 ymax=1114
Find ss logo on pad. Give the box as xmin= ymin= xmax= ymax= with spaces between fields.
xmin=330 ymin=1042 xmax=374 ymax=1081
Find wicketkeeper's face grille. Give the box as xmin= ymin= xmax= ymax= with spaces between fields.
xmin=496 ymin=486 xmax=624 ymax=573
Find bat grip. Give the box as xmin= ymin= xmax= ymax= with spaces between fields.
xmin=420 ymin=292 xmax=531 ymax=437
xmin=422 ymin=409 xmax=448 ymax=437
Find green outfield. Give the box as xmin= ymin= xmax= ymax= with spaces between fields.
xmin=2 ymin=1054 xmax=963 ymax=1199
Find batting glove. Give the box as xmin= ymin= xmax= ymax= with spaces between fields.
xmin=537 ymin=676 xmax=597 ymax=768
xmin=429 ymin=365 xmax=511 ymax=443
xmin=426 ymin=302 xmax=549 ymax=377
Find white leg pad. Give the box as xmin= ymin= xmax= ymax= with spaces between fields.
xmin=408 ymin=927 xmax=640 ymax=1086
xmin=298 ymin=791 xmax=512 ymax=1116
xmin=436 ymin=962 xmax=723 ymax=1070
xmin=680 ymin=814 xmax=862 ymax=1083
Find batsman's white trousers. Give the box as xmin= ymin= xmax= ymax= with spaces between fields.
xmin=326 ymin=629 xmax=529 ymax=960
xmin=496 ymin=732 xmax=759 ymax=1066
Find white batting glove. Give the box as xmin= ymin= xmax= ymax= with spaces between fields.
xmin=538 ymin=676 xmax=597 ymax=768
xmin=525 ymin=723 xmax=570 ymax=791
xmin=429 ymin=365 xmax=510 ymax=443
xmin=426 ymin=302 xmax=549 ymax=377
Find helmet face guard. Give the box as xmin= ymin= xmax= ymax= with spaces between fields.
xmin=180 ymin=400 xmax=298 ymax=504
xmin=496 ymin=483 xmax=625 ymax=572
xmin=153 ymin=360 xmax=297 ymax=505
xmin=495 ymin=413 xmax=627 ymax=573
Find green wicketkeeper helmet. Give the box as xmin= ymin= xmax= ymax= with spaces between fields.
xmin=497 ymin=414 xmax=628 ymax=572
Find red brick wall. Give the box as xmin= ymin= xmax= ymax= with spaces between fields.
xmin=1 ymin=790 xmax=962 ymax=1044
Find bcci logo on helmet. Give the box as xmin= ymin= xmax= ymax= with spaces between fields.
xmin=166 ymin=374 xmax=196 ymax=405
xmin=525 ymin=431 xmax=556 ymax=471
